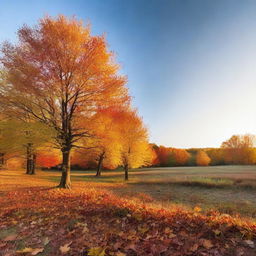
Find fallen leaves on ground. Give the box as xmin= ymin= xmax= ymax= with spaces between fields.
xmin=0 ymin=183 xmax=255 ymax=255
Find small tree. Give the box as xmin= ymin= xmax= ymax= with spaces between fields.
xmin=0 ymin=120 xmax=54 ymax=174
xmin=171 ymin=148 xmax=190 ymax=166
xmin=73 ymin=108 xmax=123 ymax=176
xmin=90 ymin=108 xmax=123 ymax=176
xmin=115 ymin=109 xmax=150 ymax=180
xmin=196 ymin=151 xmax=211 ymax=166
xmin=221 ymin=134 xmax=256 ymax=164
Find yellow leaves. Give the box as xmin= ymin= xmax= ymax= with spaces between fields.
xmin=196 ymin=151 xmax=211 ymax=166
xmin=133 ymin=213 xmax=143 ymax=221
xmin=43 ymin=237 xmax=50 ymax=246
xmin=168 ymin=233 xmax=177 ymax=239
xmin=201 ymin=239 xmax=213 ymax=249
xmin=16 ymin=247 xmax=44 ymax=255
xmin=88 ymin=247 xmax=105 ymax=256
xmin=190 ymin=243 xmax=199 ymax=252
xmin=164 ymin=227 xmax=176 ymax=238
xmin=164 ymin=227 xmax=171 ymax=233
xmin=82 ymin=225 xmax=89 ymax=233
xmin=213 ymin=229 xmax=221 ymax=236
xmin=31 ymin=248 xmax=44 ymax=255
xmin=59 ymin=242 xmax=72 ymax=254
xmin=138 ymin=224 xmax=149 ymax=234
xmin=16 ymin=248 xmax=34 ymax=253
xmin=193 ymin=206 xmax=202 ymax=213
xmin=116 ymin=252 xmax=126 ymax=256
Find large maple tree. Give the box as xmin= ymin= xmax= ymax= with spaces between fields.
xmin=0 ymin=15 xmax=129 ymax=188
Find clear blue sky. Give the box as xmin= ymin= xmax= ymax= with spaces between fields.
xmin=1 ymin=0 xmax=256 ymax=148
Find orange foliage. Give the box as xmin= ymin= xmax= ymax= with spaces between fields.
xmin=151 ymin=145 xmax=190 ymax=166
xmin=221 ymin=134 xmax=256 ymax=164
xmin=196 ymin=151 xmax=211 ymax=166
xmin=0 ymin=15 xmax=130 ymax=187
xmin=114 ymin=109 xmax=151 ymax=170
xmin=6 ymin=157 xmax=24 ymax=169
xmin=36 ymin=150 xmax=61 ymax=168
xmin=157 ymin=146 xmax=171 ymax=166
xmin=71 ymin=150 xmax=97 ymax=169
xmin=150 ymin=144 xmax=160 ymax=166
xmin=172 ymin=148 xmax=190 ymax=165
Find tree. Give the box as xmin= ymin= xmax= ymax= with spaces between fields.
xmin=221 ymin=134 xmax=256 ymax=164
xmin=87 ymin=108 xmax=123 ymax=176
xmin=156 ymin=146 xmax=172 ymax=166
xmin=149 ymin=144 xmax=160 ymax=166
xmin=115 ymin=109 xmax=150 ymax=180
xmin=0 ymin=16 xmax=129 ymax=188
xmin=172 ymin=148 xmax=190 ymax=166
xmin=151 ymin=146 xmax=190 ymax=167
xmin=0 ymin=120 xmax=54 ymax=174
xmin=71 ymin=108 xmax=123 ymax=175
xmin=196 ymin=151 xmax=211 ymax=166
xmin=207 ymin=148 xmax=225 ymax=165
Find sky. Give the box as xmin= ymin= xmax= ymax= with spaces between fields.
xmin=1 ymin=0 xmax=256 ymax=148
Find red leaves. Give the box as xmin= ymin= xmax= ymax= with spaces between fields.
xmin=3 ymin=234 xmax=17 ymax=242
xmin=0 ymin=181 xmax=255 ymax=255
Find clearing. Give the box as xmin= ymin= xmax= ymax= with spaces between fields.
xmin=0 ymin=166 xmax=256 ymax=255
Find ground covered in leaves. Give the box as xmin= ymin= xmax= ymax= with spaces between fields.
xmin=0 ymin=170 xmax=256 ymax=256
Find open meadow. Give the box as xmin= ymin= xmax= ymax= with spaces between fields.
xmin=20 ymin=165 xmax=256 ymax=219
xmin=0 ymin=166 xmax=256 ymax=255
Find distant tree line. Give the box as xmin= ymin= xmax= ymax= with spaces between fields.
xmin=149 ymin=134 xmax=256 ymax=167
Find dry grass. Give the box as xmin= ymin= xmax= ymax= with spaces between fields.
xmin=1 ymin=165 xmax=256 ymax=219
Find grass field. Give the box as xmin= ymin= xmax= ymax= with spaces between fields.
xmin=0 ymin=166 xmax=256 ymax=255
xmin=1 ymin=165 xmax=256 ymax=219
xmin=44 ymin=165 xmax=256 ymax=219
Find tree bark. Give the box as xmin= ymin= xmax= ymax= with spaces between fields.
xmin=0 ymin=153 xmax=4 ymax=169
xmin=26 ymin=143 xmax=35 ymax=175
xmin=96 ymin=152 xmax=105 ymax=177
xmin=124 ymin=164 xmax=129 ymax=180
xmin=58 ymin=149 xmax=71 ymax=189
xmin=30 ymin=154 xmax=36 ymax=175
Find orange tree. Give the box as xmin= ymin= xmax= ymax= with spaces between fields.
xmin=221 ymin=134 xmax=256 ymax=164
xmin=114 ymin=109 xmax=151 ymax=180
xmin=0 ymin=15 xmax=129 ymax=188
xmin=196 ymin=150 xmax=211 ymax=166
xmin=71 ymin=107 xmax=123 ymax=175
xmin=81 ymin=108 xmax=123 ymax=176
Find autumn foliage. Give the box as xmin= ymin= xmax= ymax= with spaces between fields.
xmin=196 ymin=151 xmax=211 ymax=166
xmin=36 ymin=148 xmax=61 ymax=168
xmin=0 ymin=15 xmax=130 ymax=187
xmin=151 ymin=145 xmax=190 ymax=167
xmin=221 ymin=134 xmax=256 ymax=165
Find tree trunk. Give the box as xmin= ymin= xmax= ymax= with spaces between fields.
xmin=124 ymin=164 xmax=129 ymax=180
xmin=0 ymin=153 xmax=4 ymax=164
xmin=26 ymin=146 xmax=30 ymax=174
xmin=30 ymin=154 xmax=36 ymax=175
xmin=58 ymin=149 xmax=71 ymax=189
xmin=26 ymin=143 xmax=35 ymax=175
xmin=96 ymin=153 xmax=104 ymax=177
